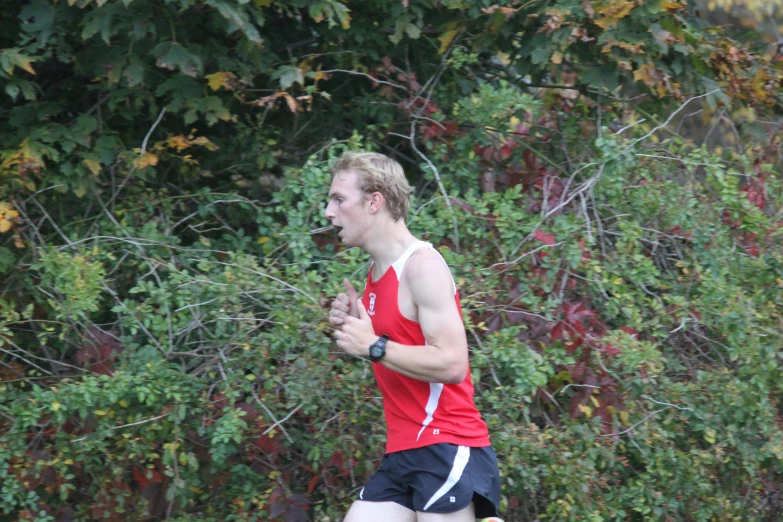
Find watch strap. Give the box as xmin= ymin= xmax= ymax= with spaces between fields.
xmin=369 ymin=334 xmax=389 ymax=362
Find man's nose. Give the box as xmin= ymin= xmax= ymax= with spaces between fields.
xmin=324 ymin=201 xmax=335 ymax=219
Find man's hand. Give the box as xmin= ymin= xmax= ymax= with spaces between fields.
xmin=335 ymin=299 xmax=377 ymax=357
xmin=329 ymin=278 xmax=360 ymax=329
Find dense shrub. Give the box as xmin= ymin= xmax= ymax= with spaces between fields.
xmin=1 ymin=0 xmax=782 ymax=521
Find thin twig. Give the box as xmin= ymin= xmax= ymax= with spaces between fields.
xmin=74 ymin=413 xmax=170 ymax=442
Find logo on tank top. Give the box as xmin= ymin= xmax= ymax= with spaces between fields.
xmin=368 ymin=293 xmax=377 ymax=316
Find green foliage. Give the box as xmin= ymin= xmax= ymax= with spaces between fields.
xmin=1 ymin=0 xmax=782 ymax=521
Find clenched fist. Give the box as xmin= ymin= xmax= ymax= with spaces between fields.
xmin=329 ymin=278 xmax=360 ymax=329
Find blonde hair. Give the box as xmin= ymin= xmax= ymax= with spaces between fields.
xmin=329 ymin=151 xmax=411 ymax=221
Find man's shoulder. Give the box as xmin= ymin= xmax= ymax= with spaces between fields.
xmin=402 ymin=246 xmax=453 ymax=290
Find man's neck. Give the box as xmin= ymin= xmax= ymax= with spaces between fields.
xmin=362 ymin=220 xmax=418 ymax=274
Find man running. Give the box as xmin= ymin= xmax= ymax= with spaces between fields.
xmin=326 ymin=151 xmax=501 ymax=521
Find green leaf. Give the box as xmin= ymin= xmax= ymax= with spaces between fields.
xmin=123 ymin=58 xmax=146 ymax=87
xmin=329 ymin=1 xmax=351 ymax=29
xmin=530 ymin=44 xmax=552 ymax=65
xmin=405 ymin=23 xmax=422 ymax=39
xmin=206 ymin=0 xmax=262 ymax=43
xmin=0 ymin=48 xmax=38 ymax=76
xmin=150 ymin=42 xmax=204 ymax=77
xmin=81 ymin=6 xmax=116 ymax=45
xmin=276 ymin=65 xmax=304 ymax=90
xmin=0 ymin=247 xmax=16 ymax=273
xmin=5 ymin=83 xmax=20 ymax=100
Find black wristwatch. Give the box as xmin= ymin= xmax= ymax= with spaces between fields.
xmin=369 ymin=334 xmax=389 ymax=363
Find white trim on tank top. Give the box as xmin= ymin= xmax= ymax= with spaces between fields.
xmin=391 ymin=241 xmax=456 ymax=294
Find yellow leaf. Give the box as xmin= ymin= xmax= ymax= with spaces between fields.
xmin=704 ymin=427 xmax=716 ymax=444
xmin=633 ymin=64 xmax=654 ymax=83
xmin=590 ymin=395 xmax=600 ymax=408
xmin=95 ymin=410 xmax=108 ymax=416
xmin=204 ymin=71 xmax=237 ymax=91
xmin=663 ymin=1 xmax=686 ymax=11
xmin=438 ymin=27 xmax=461 ymax=55
xmin=619 ymin=410 xmax=630 ymax=425
xmin=257 ymin=236 xmax=269 ymax=244
xmin=298 ymin=55 xmax=318 ymax=73
xmin=578 ymin=404 xmax=593 ymax=418
xmin=340 ymin=13 xmax=351 ymax=30
xmin=52 ymin=402 xmax=61 ymax=412
xmin=0 ymin=219 xmax=11 ymax=233
xmin=1 ymin=211 xmax=18 ymax=227
xmin=168 ymin=135 xmax=191 ymax=151
xmin=594 ymin=0 xmax=634 ymax=29
xmin=64 ymin=459 xmax=74 ymax=465
xmin=190 ymin=136 xmax=218 ymax=151
xmin=551 ymin=51 xmax=563 ymax=64
xmin=119 ymin=399 xmax=129 ymax=408
xmin=613 ymin=277 xmax=624 ymax=285
xmin=136 ymin=153 xmax=159 ymax=169
xmin=83 ymin=159 xmax=101 ymax=175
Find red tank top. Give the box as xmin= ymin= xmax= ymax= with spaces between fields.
xmin=363 ymin=241 xmax=490 ymax=454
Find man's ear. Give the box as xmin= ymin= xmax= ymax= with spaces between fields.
xmin=368 ymin=192 xmax=384 ymax=214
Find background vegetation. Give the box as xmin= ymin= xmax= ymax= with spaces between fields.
xmin=1 ymin=0 xmax=782 ymax=520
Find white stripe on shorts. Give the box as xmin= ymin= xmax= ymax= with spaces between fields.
xmin=422 ymin=445 xmax=470 ymax=511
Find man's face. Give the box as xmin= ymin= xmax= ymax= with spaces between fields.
xmin=324 ymin=170 xmax=370 ymax=247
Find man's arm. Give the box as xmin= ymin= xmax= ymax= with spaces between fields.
xmin=379 ymin=250 xmax=469 ymax=384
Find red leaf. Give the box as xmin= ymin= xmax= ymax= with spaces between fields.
xmin=551 ymin=321 xmax=567 ymax=341
xmin=563 ymin=302 xmax=596 ymax=325
xmin=565 ymin=336 xmax=583 ymax=354
xmin=533 ymin=229 xmax=556 ymax=245
xmin=306 ymin=475 xmax=320 ymax=495
xmin=133 ymin=467 xmax=162 ymax=489
xmin=617 ymin=326 xmax=638 ymax=339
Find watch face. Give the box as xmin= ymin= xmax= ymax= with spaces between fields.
xmin=370 ymin=344 xmax=382 ymax=359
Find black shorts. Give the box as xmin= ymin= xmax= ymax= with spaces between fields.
xmin=358 ymin=443 xmax=501 ymax=517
